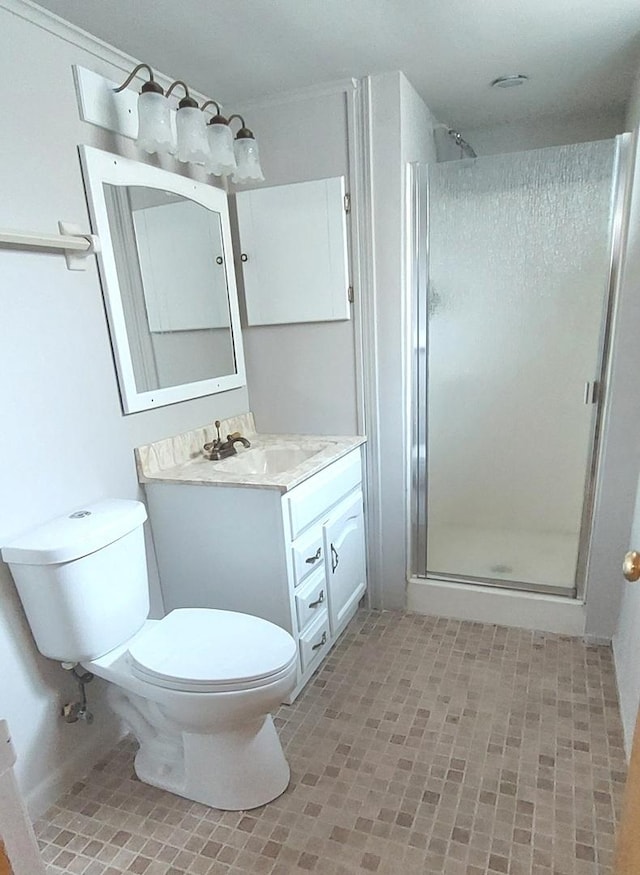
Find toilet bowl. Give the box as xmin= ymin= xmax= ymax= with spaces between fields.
xmin=1 ymin=500 xmax=298 ymax=810
xmin=88 ymin=609 xmax=298 ymax=810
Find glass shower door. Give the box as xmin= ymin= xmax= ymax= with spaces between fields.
xmin=413 ymin=139 xmax=620 ymax=595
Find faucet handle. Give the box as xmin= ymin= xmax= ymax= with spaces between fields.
xmin=226 ymin=431 xmax=242 ymax=441
xmin=203 ymin=420 xmax=223 ymax=454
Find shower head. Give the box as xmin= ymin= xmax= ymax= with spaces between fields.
xmin=447 ymin=129 xmax=477 ymax=159
xmin=433 ymin=123 xmax=477 ymax=161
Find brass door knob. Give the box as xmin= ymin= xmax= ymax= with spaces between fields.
xmin=623 ymin=551 xmax=640 ymax=582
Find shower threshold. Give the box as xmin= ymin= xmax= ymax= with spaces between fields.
xmin=421 ymin=572 xmax=576 ymax=599
xmin=422 ymin=524 xmax=579 ymax=598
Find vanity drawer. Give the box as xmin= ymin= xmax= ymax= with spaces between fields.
xmin=287 ymin=449 xmax=362 ymax=539
xmin=295 ymin=566 xmax=327 ymax=632
xmin=299 ymin=610 xmax=330 ymax=674
xmin=291 ymin=526 xmax=324 ymax=586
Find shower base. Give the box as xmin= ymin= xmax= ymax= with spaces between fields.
xmin=425 ymin=524 xmax=579 ymax=594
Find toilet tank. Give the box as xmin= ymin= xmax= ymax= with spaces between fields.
xmin=1 ymin=499 xmax=150 ymax=662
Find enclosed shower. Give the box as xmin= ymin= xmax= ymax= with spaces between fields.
xmin=410 ymin=135 xmax=629 ymax=598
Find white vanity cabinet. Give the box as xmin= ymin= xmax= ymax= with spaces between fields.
xmin=323 ymin=490 xmax=367 ymax=634
xmin=143 ymin=446 xmax=366 ymax=699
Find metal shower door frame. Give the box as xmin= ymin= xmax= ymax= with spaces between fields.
xmin=408 ymin=133 xmax=633 ymax=599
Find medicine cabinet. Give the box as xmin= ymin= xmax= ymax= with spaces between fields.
xmin=235 ymin=176 xmax=351 ymax=326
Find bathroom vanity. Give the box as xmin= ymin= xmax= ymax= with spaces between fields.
xmin=136 ymin=415 xmax=367 ymax=700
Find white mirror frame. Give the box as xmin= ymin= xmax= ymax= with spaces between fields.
xmin=79 ymin=145 xmax=246 ymax=413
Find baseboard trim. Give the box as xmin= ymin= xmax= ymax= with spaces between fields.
xmin=407 ymin=577 xmax=586 ymax=636
xmin=583 ymin=634 xmax=613 ymax=646
xmin=26 ymin=722 xmax=124 ymax=819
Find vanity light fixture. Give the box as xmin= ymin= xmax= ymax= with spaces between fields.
xmin=202 ymin=101 xmax=237 ymax=177
xmin=115 ymin=63 xmax=175 ymax=155
xmin=166 ymin=80 xmax=210 ymax=165
xmin=113 ymin=64 xmax=264 ymax=181
xmin=229 ymin=115 xmax=265 ymax=184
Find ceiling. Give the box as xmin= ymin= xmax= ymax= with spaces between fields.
xmin=34 ymin=0 xmax=640 ymax=130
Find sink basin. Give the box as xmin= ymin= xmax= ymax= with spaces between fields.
xmin=207 ymin=445 xmax=326 ymax=476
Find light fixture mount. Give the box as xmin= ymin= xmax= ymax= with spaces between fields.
xmin=202 ymin=101 xmax=230 ymax=127
xmin=229 ymin=115 xmax=255 ymax=140
xmin=491 ymin=74 xmax=529 ymax=88
xmin=141 ymin=80 xmax=163 ymax=95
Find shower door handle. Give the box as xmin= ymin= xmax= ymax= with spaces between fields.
xmin=583 ymin=381 xmax=599 ymax=405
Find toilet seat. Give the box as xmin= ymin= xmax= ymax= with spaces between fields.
xmin=127 ymin=608 xmax=298 ymax=693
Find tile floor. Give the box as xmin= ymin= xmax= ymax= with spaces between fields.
xmin=36 ymin=611 xmax=627 ymax=875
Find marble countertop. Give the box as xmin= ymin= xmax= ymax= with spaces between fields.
xmin=135 ymin=413 xmax=366 ymax=493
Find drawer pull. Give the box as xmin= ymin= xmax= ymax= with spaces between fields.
xmin=312 ymin=631 xmax=327 ymax=651
xmin=331 ymin=543 xmax=339 ymax=573
xmin=305 ymin=547 xmax=322 ymax=565
xmin=309 ymin=589 xmax=325 ymax=609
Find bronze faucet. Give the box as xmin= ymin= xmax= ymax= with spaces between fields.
xmin=203 ymin=421 xmax=251 ymax=461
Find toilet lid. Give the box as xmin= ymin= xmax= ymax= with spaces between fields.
xmin=127 ymin=608 xmax=297 ymax=693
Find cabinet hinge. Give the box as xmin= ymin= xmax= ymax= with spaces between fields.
xmin=344 ymin=193 xmax=351 ymax=214
xmin=348 ymin=286 xmax=354 ymax=303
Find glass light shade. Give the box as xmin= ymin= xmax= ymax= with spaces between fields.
xmin=207 ymin=123 xmax=237 ymax=177
xmin=137 ymin=91 xmax=175 ymax=155
xmin=232 ymin=137 xmax=264 ymax=183
xmin=176 ymin=107 xmax=209 ymax=165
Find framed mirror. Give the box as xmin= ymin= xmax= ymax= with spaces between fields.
xmin=80 ymin=146 xmax=246 ymax=413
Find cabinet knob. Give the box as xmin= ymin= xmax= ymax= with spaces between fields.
xmin=312 ymin=631 xmax=327 ymax=651
xmin=305 ymin=547 xmax=322 ymax=565
xmin=240 ymin=253 xmax=248 ymax=262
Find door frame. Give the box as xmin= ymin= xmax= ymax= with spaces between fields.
xmin=575 ymin=132 xmax=634 ymax=600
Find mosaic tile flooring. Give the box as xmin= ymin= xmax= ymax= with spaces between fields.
xmin=35 ymin=611 xmax=627 ymax=874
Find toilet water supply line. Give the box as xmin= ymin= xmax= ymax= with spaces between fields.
xmin=60 ymin=664 xmax=95 ymax=724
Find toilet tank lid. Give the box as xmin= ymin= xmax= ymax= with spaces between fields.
xmin=1 ymin=499 xmax=147 ymax=566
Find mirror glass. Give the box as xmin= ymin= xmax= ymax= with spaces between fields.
xmin=80 ymin=146 xmax=246 ymax=413
xmin=104 ymin=185 xmax=235 ymax=391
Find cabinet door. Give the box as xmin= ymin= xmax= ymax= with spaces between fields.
xmin=323 ymin=490 xmax=366 ymax=636
xmin=235 ymin=176 xmax=350 ymax=325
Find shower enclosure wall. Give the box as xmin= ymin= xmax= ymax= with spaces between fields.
xmin=410 ymin=136 xmax=629 ymax=597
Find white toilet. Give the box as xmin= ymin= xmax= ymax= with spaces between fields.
xmin=1 ymin=499 xmax=298 ymax=811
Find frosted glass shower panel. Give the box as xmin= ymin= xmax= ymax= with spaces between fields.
xmin=424 ymin=140 xmax=616 ymax=591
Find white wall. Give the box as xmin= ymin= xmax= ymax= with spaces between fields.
xmin=465 ymin=107 xmax=625 ymax=156
xmin=230 ymin=85 xmax=359 ymax=436
xmin=0 ymin=0 xmax=249 ymax=814
xmin=612 ymin=67 xmax=640 ymax=754
xmin=367 ymin=71 xmax=436 ymax=607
